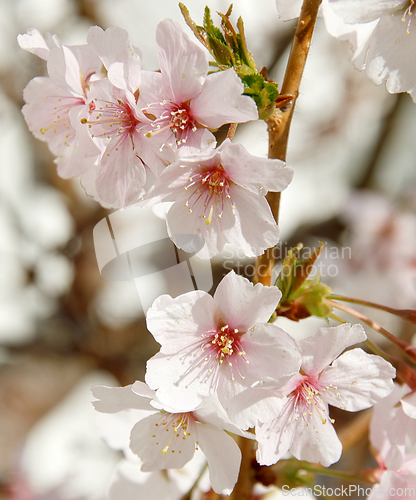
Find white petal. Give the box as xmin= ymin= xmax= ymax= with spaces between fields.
xmin=276 ymin=0 xmax=304 ymax=20
xmin=329 ymin=0 xmax=407 ymax=23
xmin=130 ymin=413 xmax=196 ymax=471
xmin=213 ymin=271 xmax=281 ymax=330
xmin=290 ymin=407 xmax=342 ymax=467
xmin=191 ymin=68 xmax=258 ymax=129
xmin=402 ymin=391 xmax=416 ymax=418
xmin=221 ymin=141 xmax=294 ymax=195
xmin=196 ymin=422 xmax=241 ymax=495
xmin=319 ymin=349 xmax=395 ymax=411
xmin=222 ymin=186 xmax=280 ymax=257
xmin=256 ymin=397 xmax=298 ymax=466
xmin=92 ymin=384 xmax=155 ymax=413
xmin=299 ymin=323 xmax=367 ymax=376
xmin=365 ymin=12 xmax=416 ymax=95
xmin=146 ymin=291 xmax=216 ymax=352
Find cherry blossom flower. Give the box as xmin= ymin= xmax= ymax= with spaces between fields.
xmin=143 ymin=139 xmax=294 ymax=259
xmin=327 ymin=0 xmax=416 ymax=100
xmin=368 ymin=384 xmax=416 ymax=499
xmin=254 ymin=324 xmax=395 ymax=467
xmin=139 ymin=19 xmax=258 ymax=155
xmin=92 ymin=381 xmax=250 ymax=495
xmin=80 ymin=78 xmax=170 ymax=208
xmin=19 ymin=30 xmax=104 ymax=179
xmin=77 ymin=26 xmax=175 ymax=208
xmin=145 ymin=271 xmax=302 ymax=413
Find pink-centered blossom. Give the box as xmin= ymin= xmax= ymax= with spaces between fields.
xmin=139 ymin=19 xmax=258 ymax=155
xmin=143 ymin=139 xmax=294 ymax=259
xmin=255 ymin=324 xmax=395 ymax=467
xmin=92 ymin=381 xmax=250 ymax=495
xmin=78 ymin=26 xmax=175 ymax=208
xmin=19 ymin=31 xmax=104 ymax=178
xmin=145 ymin=271 xmax=302 ymax=413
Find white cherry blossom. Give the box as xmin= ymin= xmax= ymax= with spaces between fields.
xmin=255 ymin=324 xmax=395 ymax=467
xmin=143 ymin=140 xmax=294 ymax=259
xmin=145 ymin=271 xmax=302 ymax=413
xmin=92 ymin=382 xmax=250 ymax=495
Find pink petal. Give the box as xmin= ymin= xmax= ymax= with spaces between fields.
xmin=402 ymin=392 xmax=416 ymax=419
xmin=87 ymin=26 xmax=141 ymax=92
xmin=156 ymin=19 xmax=208 ymax=103
xmin=191 ymin=68 xmax=258 ymax=129
xmin=17 ymin=28 xmax=53 ymax=60
xmin=96 ymin=134 xmax=147 ymax=208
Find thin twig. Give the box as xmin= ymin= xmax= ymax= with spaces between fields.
xmin=254 ymin=0 xmax=323 ymax=286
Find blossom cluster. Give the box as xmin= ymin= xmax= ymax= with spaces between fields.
xmin=19 ymin=20 xmax=293 ymax=260
xmin=18 ymin=7 xmax=407 ymax=499
xmin=93 ymin=270 xmax=395 ymax=495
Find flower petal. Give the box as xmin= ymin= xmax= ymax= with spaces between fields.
xmin=213 ymin=271 xmax=281 ymax=330
xmin=146 ymin=291 xmax=216 ymax=353
xmin=319 ymin=349 xmax=395 ymax=411
xmin=191 ymin=68 xmax=258 ymax=129
xmin=130 ymin=413 xmax=196 ymax=471
xmin=256 ymin=397 xmax=298 ymax=466
xmin=156 ymin=19 xmax=208 ymax=103
xmin=299 ymin=323 xmax=367 ymax=376
xmin=329 ymin=0 xmax=406 ymax=24
xmin=196 ymin=422 xmax=241 ymax=495
xmin=92 ymin=384 xmax=154 ymax=413
xmin=290 ymin=407 xmax=342 ymax=467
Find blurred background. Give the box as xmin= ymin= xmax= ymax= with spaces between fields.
xmin=0 ymin=0 xmax=416 ymax=498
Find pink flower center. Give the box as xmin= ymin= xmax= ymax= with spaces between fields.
xmin=151 ymin=412 xmax=198 ymax=455
xmin=145 ymin=100 xmax=197 ymax=148
xmin=82 ymin=97 xmax=140 ymax=141
xmin=292 ymin=376 xmax=335 ymax=427
xmin=200 ymin=324 xmax=249 ymax=381
xmin=184 ymin=166 xmax=235 ymax=225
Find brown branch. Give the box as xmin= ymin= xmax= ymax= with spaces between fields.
xmin=255 ymin=0 xmax=322 ymax=286
xmin=229 ymin=436 xmax=256 ymax=500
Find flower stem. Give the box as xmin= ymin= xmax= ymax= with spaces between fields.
xmin=255 ymin=0 xmax=322 ymax=286
xmin=329 ymin=294 xmax=416 ymax=324
xmin=300 ymin=465 xmax=370 ymax=483
xmin=227 ymin=123 xmax=238 ymax=140
xmin=181 ymin=462 xmax=209 ymax=500
xmin=327 ymin=299 xmax=416 ymax=364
